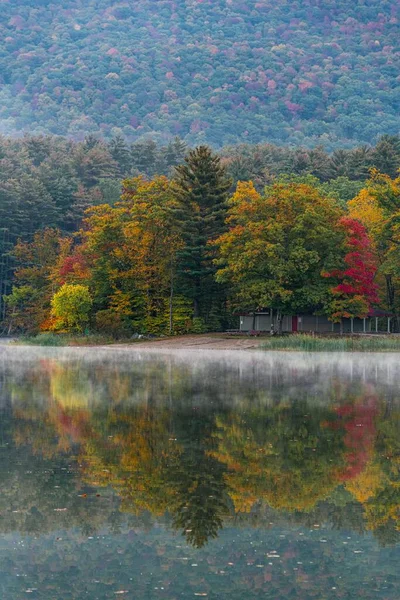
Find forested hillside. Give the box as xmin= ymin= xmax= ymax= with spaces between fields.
xmin=0 ymin=0 xmax=399 ymax=147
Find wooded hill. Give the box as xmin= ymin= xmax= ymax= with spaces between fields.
xmin=0 ymin=0 xmax=399 ymax=147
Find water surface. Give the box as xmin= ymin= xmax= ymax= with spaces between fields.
xmin=0 ymin=347 xmax=399 ymax=599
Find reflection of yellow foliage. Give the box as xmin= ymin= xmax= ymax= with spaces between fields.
xmin=50 ymin=364 xmax=91 ymax=408
xmin=80 ymin=410 xmax=179 ymax=517
xmin=9 ymin=364 xmax=399 ymax=542
xmin=345 ymin=460 xmax=386 ymax=504
xmin=213 ymin=415 xmax=341 ymax=513
xmin=364 ymin=498 xmax=400 ymax=534
xmin=229 ymin=491 xmax=258 ymax=514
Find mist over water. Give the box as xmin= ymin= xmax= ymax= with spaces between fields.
xmin=0 ymin=346 xmax=399 ymax=599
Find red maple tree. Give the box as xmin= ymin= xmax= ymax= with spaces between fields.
xmin=325 ymin=217 xmax=379 ymax=320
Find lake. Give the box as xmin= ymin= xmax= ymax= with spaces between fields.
xmin=0 ymin=346 xmax=399 ymax=599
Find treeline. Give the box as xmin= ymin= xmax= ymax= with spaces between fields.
xmin=2 ymin=134 xmax=400 ymax=335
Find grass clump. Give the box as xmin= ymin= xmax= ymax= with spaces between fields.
xmin=17 ymin=333 xmax=115 ymax=347
xmin=20 ymin=332 xmax=65 ymax=346
xmin=262 ymin=334 xmax=400 ymax=352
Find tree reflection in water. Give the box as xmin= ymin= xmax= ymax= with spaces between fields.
xmin=1 ymin=352 xmax=399 ymax=549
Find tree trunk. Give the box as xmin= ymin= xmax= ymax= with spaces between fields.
xmin=169 ymin=262 xmax=174 ymax=335
xmin=6 ymin=305 xmax=16 ymax=336
xmin=276 ymin=309 xmax=283 ymax=335
xmin=193 ymin=298 xmax=200 ymax=318
xmin=385 ymin=274 xmax=398 ymax=332
xmin=252 ymin=311 xmax=256 ymax=331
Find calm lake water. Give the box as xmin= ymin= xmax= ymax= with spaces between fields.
xmin=0 ymin=346 xmax=399 ymax=599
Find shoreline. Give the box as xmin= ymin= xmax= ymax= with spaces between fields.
xmin=5 ymin=332 xmax=400 ymax=352
xmin=110 ymin=334 xmax=265 ymax=351
xmin=2 ymin=334 xmax=264 ymax=351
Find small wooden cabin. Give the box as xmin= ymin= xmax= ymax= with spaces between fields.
xmin=239 ymin=309 xmax=393 ymax=334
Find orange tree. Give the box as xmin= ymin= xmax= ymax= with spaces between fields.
xmin=64 ymin=176 xmax=184 ymax=335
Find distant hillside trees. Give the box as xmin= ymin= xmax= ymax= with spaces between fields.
xmin=0 ymin=1 xmax=399 ymax=147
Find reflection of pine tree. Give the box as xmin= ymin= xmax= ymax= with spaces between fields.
xmin=166 ymin=410 xmax=230 ymax=548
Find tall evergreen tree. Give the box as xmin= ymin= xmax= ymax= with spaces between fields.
xmin=131 ymin=140 xmax=160 ymax=177
xmin=347 ymin=146 xmax=373 ymax=180
xmin=172 ymin=146 xmax=231 ymax=324
xmin=108 ymin=135 xmax=132 ymax=177
xmin=163 ymin=137 xmax=188 ymax=170
xmin=371 ymin=135 xmax=400 ymax=178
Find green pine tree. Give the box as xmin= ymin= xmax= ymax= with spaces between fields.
xmin=108 ymin=135 xmax=132 ymax=177
xmin=164 ymin=137 xmax=188 ymax=170
xmin=372 ymin=135 xmax=400 ymax=178
xmin=172 ymin=146 xmax=231 ymax=324
xmin=130 ymin=139 xmax=160 ymax=177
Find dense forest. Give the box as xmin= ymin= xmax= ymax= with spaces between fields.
xmin=0 ymin=1 xmax=399 ymax=147
xmin=1 ymin=133 xmax=400 ymax=336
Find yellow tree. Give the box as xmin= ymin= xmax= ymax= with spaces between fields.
xmin=119 ymin=176 xmax=184 ymax=333
xmin=51 ymin=283 xmax=92 ymax=332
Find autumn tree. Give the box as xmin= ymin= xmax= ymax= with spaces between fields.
xmin=215 ymin=181 xmax=344 ymax=332
xmin=51 ymin=284 xmax=92 ymax=333
xmin=324 ymin=218 xmax=379 ymax=325
xmin=77 ymin=176 xmax=184 ymax=335
xmin=172 ymin=146 xmax=232 ymax=328
xmin=4 ymin=229 xmax=66 ymax=333
xmin=118 ymin=176 xmax=184 ymax=333
xmin=348 ymin=171 xmax=400 ymax=327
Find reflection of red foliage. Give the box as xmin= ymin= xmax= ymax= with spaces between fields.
xmin=58 ymin=412 xmax=80 ymax=439
xmin=336 ymin=396 xmax=378 ymax=481
xmin=56 ymin=409 xmax=90 ymax=443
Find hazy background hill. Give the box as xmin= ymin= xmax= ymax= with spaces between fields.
xmin=0 ymin=0 xmax=399 ymax=148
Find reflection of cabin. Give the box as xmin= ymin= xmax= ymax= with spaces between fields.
xmin=239 ymin=309 xmax=394 ymax=334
